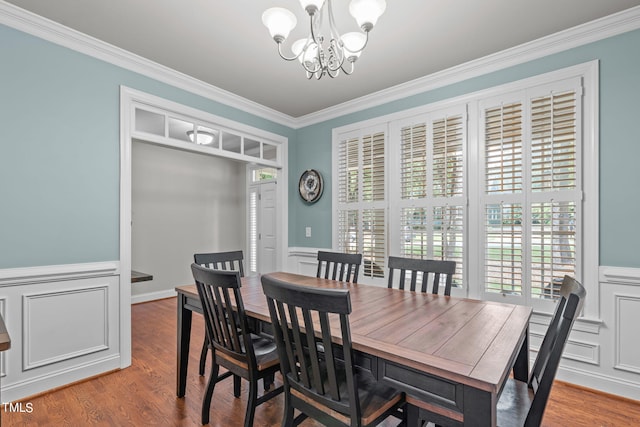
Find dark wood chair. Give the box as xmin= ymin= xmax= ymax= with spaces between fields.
xmin=194 ymin=250 xmax=245 ymax=275
xmin=316 ymin=251 xmax=363 ymax=283
xmin=194 ymin=251 xmax=245 ymax=376
xmin=261 ymin=274 xmax=404 ymax=427
xmin=191 ymin=264 xmax=282 ymax=426
xmin=387 ymin=256 xmax=457 ymax=295
xmin=496 ymin=275 xmax=586 ymax=427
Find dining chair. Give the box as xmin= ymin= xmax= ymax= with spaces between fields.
xmin=316 ymin=251 xmax=363 ymax=283
xmin=191 ymin=264 xmax=282 ymax=426
xmin=194 ymin=250 xmax=245 ymax=276
xmin=261 ymin=274 xmax=405 ymax=427
xmin=194 ymin=251 xmax=245 ymax=376
xmin=495 ymin=275 xmax=586 ymax=427
xmin=387 ymin=256 xmax=457 ymax=295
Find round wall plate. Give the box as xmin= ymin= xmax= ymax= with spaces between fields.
xmin=299 ymin=169 xmax=323 ymax=203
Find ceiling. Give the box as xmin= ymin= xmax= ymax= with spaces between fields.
xmin=6 ymin=0 xmax=640 ymax=118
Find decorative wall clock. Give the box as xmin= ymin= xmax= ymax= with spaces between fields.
xmin=298 ymin=169 xmax=323 ymax=203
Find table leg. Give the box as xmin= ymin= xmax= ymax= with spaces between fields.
xmin=463 ymin=386 xmax=495 ymax=427
xmin=512 ymin=326 xmax=529 ymax=382
xmin=177 ymin=292 xmax=192 ymax=397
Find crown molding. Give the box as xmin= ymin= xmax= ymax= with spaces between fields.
xmin=0 ymin=1 xmax=298 ymax=129
xmin=295 ymin=5 xmax=640 ymax=128
xmin=2 ymin=2 xmax=640 ymax=130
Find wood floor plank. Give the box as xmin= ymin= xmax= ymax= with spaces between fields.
xmin=2 ymin=297 xmax=639 ymax=426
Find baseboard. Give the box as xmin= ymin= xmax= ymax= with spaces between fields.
xmin=131 ymin=288 xmax=176 ymax=304
xmin=556 ymin=364 xmax=640 ymax=401
xmin=1 ymin=354 xmax=121 ymax=404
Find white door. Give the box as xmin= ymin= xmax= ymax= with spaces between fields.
xmin=249 ymin=181 xmax=278 ymax=275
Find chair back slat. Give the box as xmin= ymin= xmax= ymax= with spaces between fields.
xmin=262 ymin=275 xmax=361 ymax=420
xmin=302 ymin=308 xmax=325 ymax=394
xmin=525 ymin=275 xmax=585 ymax=427
xmin=317 ymin=251 xmax=362 ymax=283
xmin=275 ymin=300 xmax=298 ymax=381
xmin=194 ymin=251 xmax=245 ymax=277
xmin=387 ymin=256 xmax=456 ymax=296
xmin=191 ymin=263 xmax=256 ymax=366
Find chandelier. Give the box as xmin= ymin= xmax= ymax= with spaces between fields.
xmin=262 ymin=0 xmax=386 ymax=79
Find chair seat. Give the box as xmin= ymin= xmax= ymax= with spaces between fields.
xmin=290 ymin=365 xmax=403 ymax=426
xmin=497 ymin=378 xmax=534 ymax=426
xmin=251 ymin=335 xmax=280 ymax=371
xmin=215 ymin=334 xmax=279 ymax=372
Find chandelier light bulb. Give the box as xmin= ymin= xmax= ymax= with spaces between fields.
xmin=292 ymin=39 xmax=319 ymax=67
xmin=349 ymin=0 xmax=387 ymax=31
xmin=262 ymin=7 xmax=297 ymax=42
xmin=341 ymin=32 xmax=366 ymax=61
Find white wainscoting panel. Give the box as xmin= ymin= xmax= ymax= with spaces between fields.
xmin=0 ymin=262 xmax=120 ymax=403
xmin=287 ymin=247 xmax=327 ymax=276
xmin=23 ymin=285 xmax=109 ymax=370
xmin=614 ymin=294 xmax=640 ymax=374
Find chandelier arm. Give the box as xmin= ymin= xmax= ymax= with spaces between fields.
xmin=340 ymin=60 xmax=356 ymax=75
xmin=308 ymin=9 xmax=321 ymax=49
xmin=326 ymin=0 xmax=342 ymax=46
xmin=346 ymin=31 xmax=370 ymax=54
xmin=307 ymin=13 xmax=327 ymax=73
xmin=276 ymin=42 xmax=304 ymax=62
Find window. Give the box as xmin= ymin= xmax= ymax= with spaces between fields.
xmin=479 ymin=80 xmax=582 ymax=308
xmin=333 ymin=62 xmax=597 ymax=315
xmin=132 ymin=106 xmax=281 ymax=167
xmin=334 ymin=127 xmax=387 ymax=280
xmin=395 ymin=107 xmax=467 ymax=287
xmin=251 ymin=167 xmax=277 ymax=182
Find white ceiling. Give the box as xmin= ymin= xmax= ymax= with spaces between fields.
xmin=6 ymin=0 xmax=640 ymax=118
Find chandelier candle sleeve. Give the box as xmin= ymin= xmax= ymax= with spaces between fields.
xmin=262 ymin=0 xmax=386 ymax=79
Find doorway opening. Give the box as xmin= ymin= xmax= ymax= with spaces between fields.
xmin=119 ymin=87 xmax=288 ymax=367
xmin=248 ymin=167 xmax=279 ymax=275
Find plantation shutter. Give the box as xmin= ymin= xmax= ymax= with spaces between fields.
xmin=336 ymin=129 xmax=386 ymax=279
xmin=431 ymin=115 xmax=465 ymax=283
xmin=248 ymin=187 xmax=258 ymax=274
xmin=400 ymin=123 xmax=427 ymax=200
xmin=337 ymin=137 xmax=359 ymax=255
xmin=482 ymin=85 xmax=581 ymax=302
xmin=529 ymin=89 xmax=579 ymax=299
xmin=399 ymin=121 xmax=429 ymax=267
xmin=398 ymin=111 xmax=466 ymax=287
xmin=361 ymin=132 xmax=386 ymax=277
xmin=483 ymin=101 xmax=524 ymax=295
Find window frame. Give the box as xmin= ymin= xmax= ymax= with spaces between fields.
xmin=332 ymin=61 xmax=599 ymax=318
xmin=476 ymin=78 xmax=584 ymax=312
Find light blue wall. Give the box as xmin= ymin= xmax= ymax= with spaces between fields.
xmin=0 ymin=24 xmax=295 ymax=269
xmin=289 ymin=29 xmax=640 ymax=269
xmin=3 ymin=23 xmax=639 ymax=269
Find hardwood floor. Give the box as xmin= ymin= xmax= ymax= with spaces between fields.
xmin=4 ymin=297 xmax=640 ymax=426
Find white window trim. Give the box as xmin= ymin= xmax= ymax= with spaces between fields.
xmin=332 ymin=61 xmax=599 ymax=319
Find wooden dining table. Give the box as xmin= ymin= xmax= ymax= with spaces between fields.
xmin=175 ymin=272 xmax=532 ymax=427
